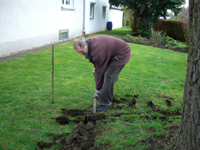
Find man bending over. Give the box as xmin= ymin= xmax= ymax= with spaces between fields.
xmin=73 ymin=35 xmax=131 ymax=112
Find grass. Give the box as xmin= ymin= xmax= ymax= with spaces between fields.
xmin=88 ymin=26 xmax=133 ymax=39
xmin=0 ymin=27 xmax=188 ymax=149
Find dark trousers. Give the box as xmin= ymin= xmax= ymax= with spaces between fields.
xmin=98 ymin=65 xmax=125 ymax=106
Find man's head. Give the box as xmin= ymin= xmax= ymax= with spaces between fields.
xmin=73 ymin=37 xmax=88 ymax=57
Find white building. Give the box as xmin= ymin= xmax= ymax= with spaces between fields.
xmin=0 ymin=0 xmax=123 ymax=56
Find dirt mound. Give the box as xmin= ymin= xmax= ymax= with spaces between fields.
xmin=55 ymin=116 xmax=71 ymax=125
xmin=61 ymin=109 xmax=86 ymax=117
xmin=38 ymin=113 xmax=105 ymax=149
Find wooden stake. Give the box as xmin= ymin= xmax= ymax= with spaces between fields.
xmin=52 ymin=44 xmax=54 ymax=104
xmin=93 ymin=97 xmax=97 ymax=113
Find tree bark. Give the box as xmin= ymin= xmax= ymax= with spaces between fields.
xmin=130 ymin=15 xmax=140 ymax=32
xmin=169 ymin=0 xmax=200 ymax=150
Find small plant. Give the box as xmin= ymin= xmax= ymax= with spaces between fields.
xmin=174 ymin=42 xmax=188 ymax=50
xmin=164 ymin=36 xmax=188 ymax=50
xmin=138 ymin=35 xmax=143 ymax=40
xmin=164 ymin=36 xmax=176 ymax=49
xmin=123 ymin=34 xmax=135 ymax=42
xmin=150 ymin=28 xmax=165 ymax=45
xmin=165 ymin=41 xmax=173 ymax=49
xmin=164 ymin=36 xmax=175 ymax=43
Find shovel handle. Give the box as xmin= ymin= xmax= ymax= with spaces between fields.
xmin=93 ymin=97 xmax=97 ymax=113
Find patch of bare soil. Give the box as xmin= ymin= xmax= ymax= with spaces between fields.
xmin=36 ymin=94 xmax=180 ymax=150
xmin=124 ymin=39 xmax=188 ymax=53
xmin=38 ymin=113 xmax=106 ymax=150
xmin=61 ymin=109 xmax=86 ymax=117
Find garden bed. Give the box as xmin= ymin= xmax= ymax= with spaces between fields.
xmin=124 ymin=39 xmax=188 ymax=53
xmin=37 ymin=95 xmax=180 ymax=150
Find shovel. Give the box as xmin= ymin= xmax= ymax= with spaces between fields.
xmin=93 ymin=69 xmax=97 ymax=113
xmin=93 ymin=97 xmax=97 ymax=113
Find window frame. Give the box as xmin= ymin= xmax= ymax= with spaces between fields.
xmin=102 ymin=6 xmax=107 ymax=19
xmin=61 ymin=0 xmax=75 ymax=11
xmin=90 ymin=2 xmax=96 ymax=19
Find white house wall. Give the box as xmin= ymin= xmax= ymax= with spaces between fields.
xmin=84 ymin=0 xmax=109 ymax=34
xmin=108 ymin=9 xmax=123 ymax=29
xmin=0 ymin=0 xmax=83 ymax=56
xmin=84 ymin=0 xmax=123 ymax=35
xmin=0 ymin=0 xmax=123 ymax=56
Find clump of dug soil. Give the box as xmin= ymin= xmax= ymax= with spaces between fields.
xmin=38 ymin=113 xmax=106 ymax=150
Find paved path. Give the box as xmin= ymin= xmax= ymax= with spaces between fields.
xmin=0 ymin=39 xmax=74 ymax=63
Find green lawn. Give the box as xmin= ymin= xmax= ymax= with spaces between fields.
xmin=0 ymin=27 xmax=188 ymax=150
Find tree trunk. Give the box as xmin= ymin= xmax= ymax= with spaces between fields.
xmin=130 ymin=15 xmax=140 ymax=32
xmin=169 ymin=0 xmax=200 ymax=149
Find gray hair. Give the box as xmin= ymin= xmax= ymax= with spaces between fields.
xmin=73 ymin=37 xmax=86 ymax=49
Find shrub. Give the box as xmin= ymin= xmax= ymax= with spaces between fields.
xmin=123 ymin=34 xmax=135 ymax=42
xmin=164 ymin=36 xmax=175 ymax=43
xmin=138 ymin=18 xmax=153 ymax=38
xmin=165 ymin=41 xmax=174 ymax=49
xmin=150 ymin=28 xmax=166 ymax=45
xmin=174 ymin=42 xmax=188 ymax=50
xmin=164 ymin=36 xmax=188 ymax=50
xmin=164 ymin=36 xmax=176 ymax=49
xmin=153 ymin=19 xmax=187 ymax=41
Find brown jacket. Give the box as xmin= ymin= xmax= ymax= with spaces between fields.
xmin=88 ymin=35 xmax=131 ymax=90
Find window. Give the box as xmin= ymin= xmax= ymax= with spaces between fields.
xmin=61 ymin=0 xmax=75 ymax=10
xmin=90 ymin=2 xmax=96 ymax=19
xmin=59 ymin=29 xmax=69 ymax=40
xmin=102 ymin=6 xmax=106 ymax=19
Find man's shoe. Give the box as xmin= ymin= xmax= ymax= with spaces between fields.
xmin=96 ymin=104 xmax=112 ymax=112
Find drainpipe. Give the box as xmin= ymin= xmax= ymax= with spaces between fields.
xmin=83 ymin=0 xmax=86 ymax=35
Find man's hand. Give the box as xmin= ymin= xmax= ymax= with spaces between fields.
xmin=93 ymin=90 xmax=101 ymax=98
xmin=93 ymin=69 xmax=95 ymax=75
